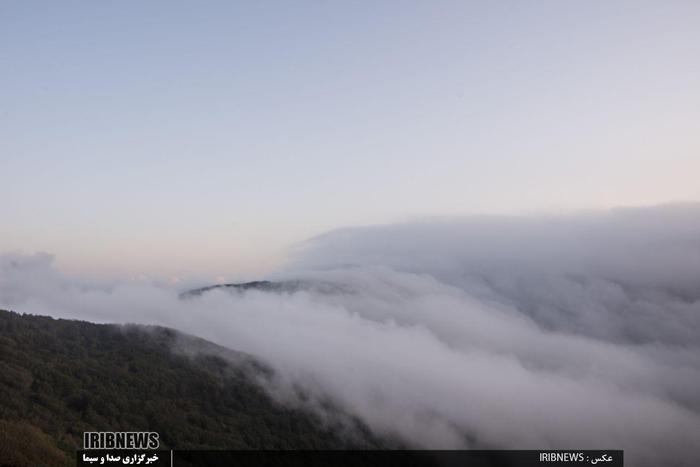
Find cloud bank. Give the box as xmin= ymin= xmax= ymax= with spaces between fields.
xmin=2 ymin=203 xmax=700 ymax=466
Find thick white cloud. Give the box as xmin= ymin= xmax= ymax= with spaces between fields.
xmin=2 ymin=203 xmax=699 ymax=466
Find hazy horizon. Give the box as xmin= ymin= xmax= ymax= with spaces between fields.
xmin=2 ymin=201 xmax=699 ymax=285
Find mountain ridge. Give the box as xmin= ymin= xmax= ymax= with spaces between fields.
xmin=0 ymin=309 xmax=390 ymax=467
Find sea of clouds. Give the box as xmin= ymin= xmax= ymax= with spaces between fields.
xmin=2 ymin=203 xmax=699 ymax=466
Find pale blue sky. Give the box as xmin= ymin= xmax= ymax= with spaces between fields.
xmin=2 ymin=1 xmax=699 ymax=279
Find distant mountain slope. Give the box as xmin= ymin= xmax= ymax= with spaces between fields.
xmin=0 ymin=310 xmax=387 ymax=467
xmin=182 ymin=280 xmax=352 ymax=298
xmin=182 ymin=280 xmax=305 ymax=297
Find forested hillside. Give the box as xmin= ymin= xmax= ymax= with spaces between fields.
xmin=0 ymin=309 xmax=386 ymax=466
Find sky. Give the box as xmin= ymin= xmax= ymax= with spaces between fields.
xmin=2 ymin=0 xmax=699 ymax=279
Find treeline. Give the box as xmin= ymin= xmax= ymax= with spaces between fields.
xmin=0 ymin=309 xmax=387 ymax=466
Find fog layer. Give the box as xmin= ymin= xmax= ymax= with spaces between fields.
xmin=2 ymin=204 xmax=699 ymax=466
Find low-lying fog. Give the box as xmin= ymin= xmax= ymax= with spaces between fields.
xmin=2 ymin=203 xmax=699 ymax=466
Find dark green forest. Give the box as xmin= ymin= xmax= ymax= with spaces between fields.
xmin=0 ymin=309 xmax=387 ymax=466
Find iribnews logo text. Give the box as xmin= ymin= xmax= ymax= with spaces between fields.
xmin=83 ymin=432 xmax=159 ymax=449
